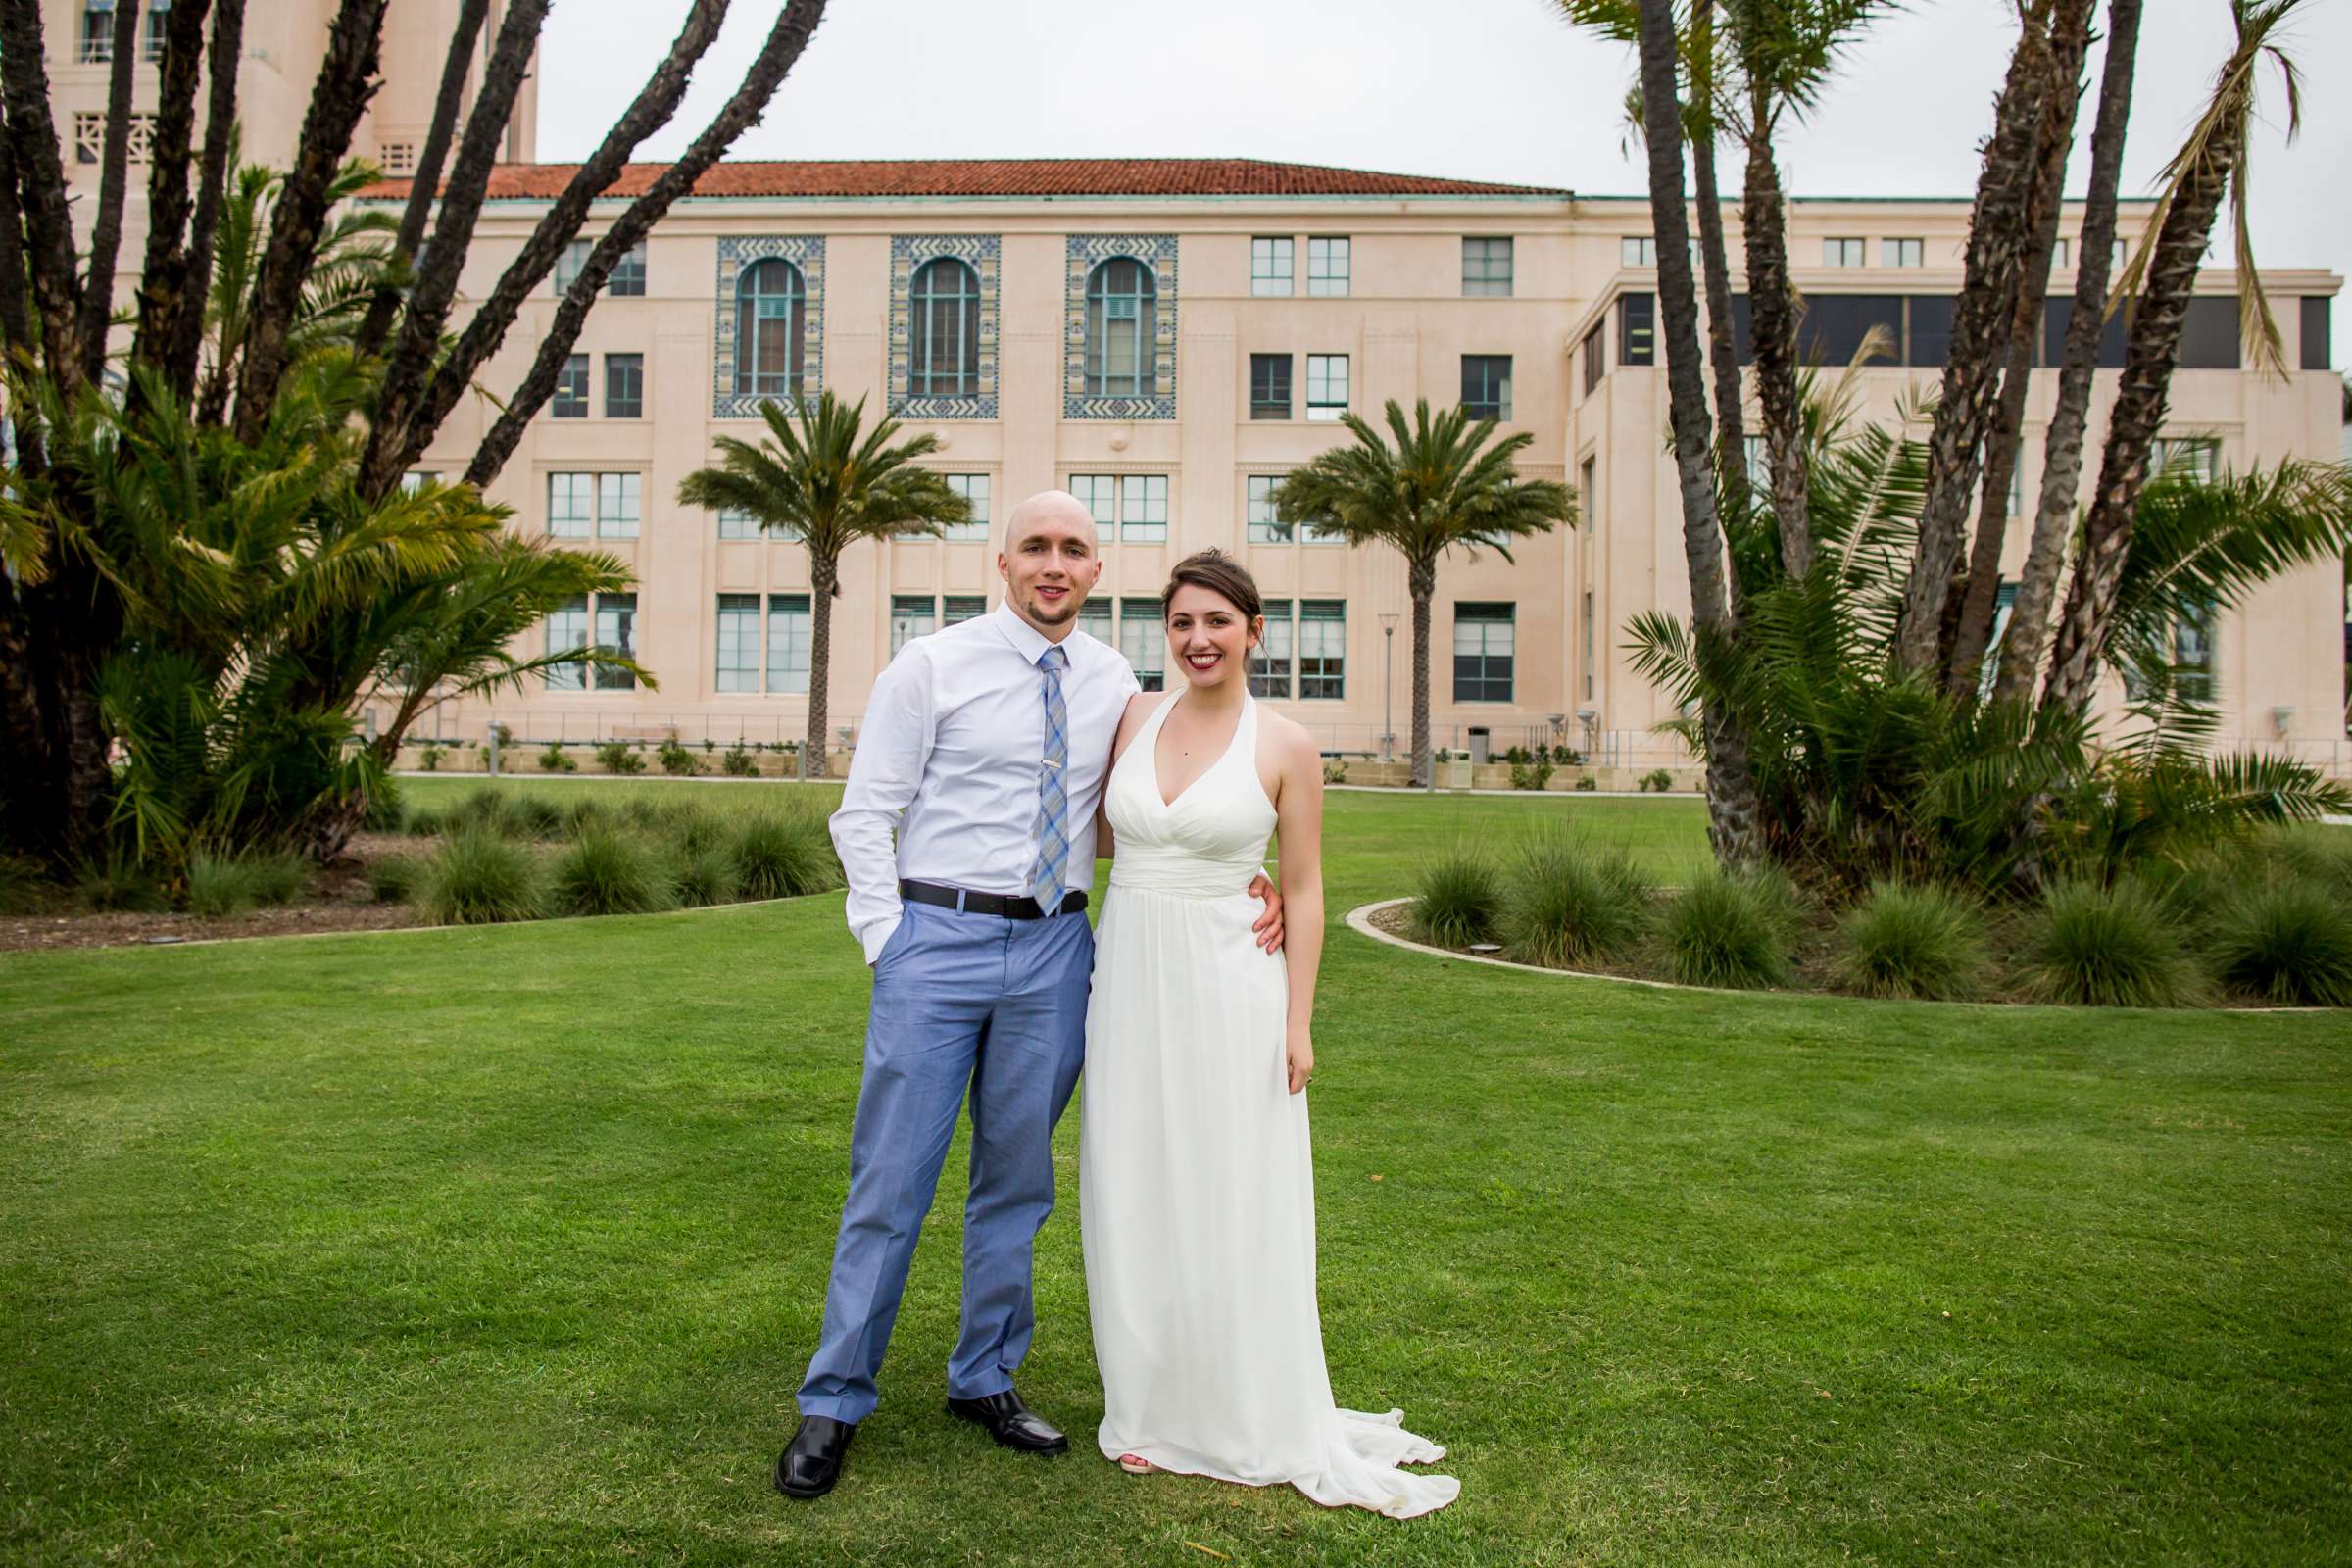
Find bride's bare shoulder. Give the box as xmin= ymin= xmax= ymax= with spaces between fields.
xmin=1255 ymin=708 xmax=1322 ymax=778
xmin=1111 ymin=691 xmax=1160 ymax=757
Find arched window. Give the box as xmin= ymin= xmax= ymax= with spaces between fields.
xmin=908 ymin=258 xmax=980 ymax=398
xmin=1084 ymin=258 xmax=1156 ymax=397
xmin=734 ymin=259 xmax=807 ymax=399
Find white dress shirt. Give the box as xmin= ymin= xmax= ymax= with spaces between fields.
xmin=831 ymin=602 xmax=1141 ymax=962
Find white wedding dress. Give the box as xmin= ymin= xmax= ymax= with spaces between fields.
xmin=1079 ymin=690 xmax=1460 ymax=1519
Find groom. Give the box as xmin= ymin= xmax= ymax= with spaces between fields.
xmin=776 ymin=490 xmax=1281 ymax=1499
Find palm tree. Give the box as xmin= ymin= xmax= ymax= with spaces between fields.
xmin=1269 ymin=399 xmax=1573 ymax=789
xmin=2043 ymin=0 xmax=2310 ymax=714
xmin=676 ymin=393 xmax=969 ymax=777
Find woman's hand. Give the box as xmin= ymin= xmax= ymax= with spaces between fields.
xmin=1286 ymin=1028 xmax=1314 ymax=1095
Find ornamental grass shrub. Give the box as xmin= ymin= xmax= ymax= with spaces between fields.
xmin=368 ymin=854 xmax=424 ymax=905
xmin=731 ymin=809 xmax=841 ymax=900
xmin=1410 ymin=846 xmax=1502 ymax=949
xmin=549 ymin=829 xmax=678 ymax=918
xmin=183 ymin=851 xmax=265 ymax=917
xmin=419 ymin=829 xmax=546 ymax=926
xmin=1497 ymin=833 xmax=1649 ymax=968
xmin=2208 ymin=876 xmax=2352 ymax=1007
xmin=671 ymin=844 xmax=742 ymax=908
xmin=1658 ymin=872 xmax=1792 ymax=990
xmin=2017 ymin=880 xmax=2201 ymax=1008
xmin=1833 ymin=881 xmax=1988 ymax=1001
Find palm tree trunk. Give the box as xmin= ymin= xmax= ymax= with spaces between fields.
xmin=1994 ymin=0 xmax=2141 ymax=707
xmin=351 ymin=0 xmax=491 ymax=361
xmin=1740 ymin=114 xmax=1810 ymax=582
xmin=1641 ymin=0 xmax=1759 ymax=864
xmin=1407 ymin=561 xmax=1434 ymax=789
xmin=127 ymin=0 xmax=216 ymax=389
xmin=162 ymin=0 xmax=247 ymax=400
xmin=1693 ymin=146 xmax=1744 ymax=514
xmin=74 ymin=0 xmax=143 ymax=383
xmin=0 ymin=0 xmax=96 ymax=406
xmin=807 ymin=556 xmax=837 ymax=779
xmin=1897 ymin=0 xmax=2092 ymax=674
xmin=2042 ymin=125 xmax=2236 ymax=714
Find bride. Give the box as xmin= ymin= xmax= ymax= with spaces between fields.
xmin=1079 ymin=550 xmax=1459 ymax=1519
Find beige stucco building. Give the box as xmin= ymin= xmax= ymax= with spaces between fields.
xmin=42 ymin=2 xmax=2351 ymax=773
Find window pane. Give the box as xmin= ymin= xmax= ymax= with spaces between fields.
xmin=1250 ymin=236 xmax=1294 ymax=297
xmin=1882 ymin=237 xmax=1923 ymax=268
xmin=767 ymin=594 xmax=811 ymax=693
xmin=545 ymin=594 xmax=587 ymax=688
xmin=1452 ymin=602 xmax=1514 ymax=702
xmin=1120 ymin=474 xmax=1168 ymax=542
xmin=736 ymin=260 xmax=806 ymax=397
xmin=1463 ymin=237 xmax=1513 ymax=296
xmin=716 ymin=506 xmax=759 ymax=540
xmin=1298 ymin=600 xmax=1346 ymax=700
xmin=1618 ymin=294 xmax=1654 ymax=366
xmin=941 ymin=472 xmax=991 ymax=542
xmin=889 ymin=594 xmax=937 ymax=655
xmin=593 ymin=593 xmax=637 ymax=690
xmin=1250 ymin=352 xmax=1291 ymax=419
xmin=942 ymin=595 xmax=987 ymax=626
xmin=548 ymin=472 xmax=592 ymax=537
xmin=1462 ymin=354 xmax=1512 ymax=419
xmin=1118 ymin=597 xmax=1166 ymax=692
xmin=597 ymin=473 xmax=640 ymax=539
xmin=1087 ymin=259 xmax=1156 ymax=396
xmin=1077 ymin=602 xmax=1112 ymax=646
xmin=716 ymin=594 xmax=760 ymax=692
xmin=553 ymin=354 xmax=588 ymax=417
xmin=1620 ymin=236 xmax=1655 ymax=268
xmin=605 ymin=353 xmax=643 ymax=418
xmin=1307 ymin=236 xmax=1350 ymax=297
xmin=1246 ymin=474 xmax=1291 ymax=544
xmin=1249 ymin=601 xmax=1295 ymax=699
xmin=608 ymin=240 xmax=647 ymax=296
xmin=554 ymin=239 xmax=592 ymax=295
xmin=1305 ymin=354 xmax=1348 ymax=420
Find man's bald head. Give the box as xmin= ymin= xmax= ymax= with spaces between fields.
xmin=1004 ymin=489 xmax=1094 ymax=553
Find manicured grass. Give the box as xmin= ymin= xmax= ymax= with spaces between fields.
xmin=2 ymin=783 xmax=2347 ymax=1564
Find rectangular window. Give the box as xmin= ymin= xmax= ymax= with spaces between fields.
xmin=1743 ymin=434 xmax=1769 ymax=489
xmin=2050 ymin=237 xmax=2072 ymax=269
xmin=1250 ymin=353 xmax=1292 ymax=419
xmin=767 ymin=594 xmax=811 ymax=693
xmin=80 ymin=2 xmax=114 ymax=63
xmin=941 ymin=473 xmax=991 ymax=542
xmin=1246 ymin=474 xmax=1291 ymax=545
xmin=597 ymin=472 xmax=640 ymax=540
xmin=1453 ymin=602 xmax=1515 ymax=702
xmin=553 ymin=354 xmax=589 ymax=418
xmin=608 ymin=240 xmax=648 ymax=297
xmin=1580 ymin=589 xmax=1594 ymax=702
xmin=2304 ymin=296 xmax=2333 ymax=372
xmin=141 ymin=1 xmax=168 ymax=62
xmin=1077 ymin=601 xmax=1112 ymax=646
xmin=942 ymin=595 xmax=987 ymax=627
xmin=1118 ymin=598 xmax=1166 ymax=692
xmin=1581 ymin=456 xmax=1597 ymax=527
xmin=1069 ymin=474 xmax=1117 ymax=543
xmin=2172 ymin=599 xmax=2218 ymax=702
xmin=1824 ymin=238 xmax=1867 ymax=268
xmin=1305 ymin=354 xmax=1349 ymax=420
xmin=544 ymin=594 xmax=588 ymax=689
xmin=1461 ymin=354 xmax=1512 ymax=420
xmin=1621 ymin=236 xmax=1656 ymax=268
xmin=1618 ymin=292 xmax=1655 ymax=365
xmin=1119 ymin=474 xmax=1168 ymax=542
xmin=554 ymin=239 xmax=592 ymax=296
xmin=1250 ymin=236 xmax=1294 ymax=297
xmin=716 ymin=506 xmax=759 ymax=541
xmin=1298 ymin=600 xmax=1346 ymax=700
xmin=1883 ymin=237 xmax=1924 ymax=269
xmin=1581 ymin=322 xmax=1605 ymax=395
xmin=1306 ymin=236 xmax=1350 ymax=297
xmin=548 ymin=472 xmax=594 ymax=538
xmin=716 ymin=594 xmax=761 ymax=693
xmin=593 ymin=593 xmax=637 ymax=690
xmin=2178 ymin=296 xmax=2241 ymax=369
xmin=604 ymin=353 xmax=643 ymax=419
xmin=1250 ymin=600 xmax=1296 ymax=699
xmin=399 ymin=470 xmax=438 ymax=496
xmin=1462 ymin=237 xmax=1514 ymax=296
xmin=889 ymin=595 xmax=937 ymax=655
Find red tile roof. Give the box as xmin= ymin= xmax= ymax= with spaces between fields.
xmin=360 ymin=158 xmax=1568 ymax=202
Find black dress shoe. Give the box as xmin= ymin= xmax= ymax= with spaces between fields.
xmin=946 ymin=1387 xmax=1068 ymax=1454
xmin=774 ymin=1414 xmax=856 ymax=1499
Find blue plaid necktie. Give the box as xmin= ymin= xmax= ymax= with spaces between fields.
xmin=1027 ymin=644 xmax=1071 ymax=912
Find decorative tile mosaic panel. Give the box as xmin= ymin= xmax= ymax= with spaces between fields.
xmin=712 ymin=235 xmax=825 ymax=419
xmin=1063 ymin=233 xmax=1178 ymax=421
xmin=888 ymin=235 xmax=1001 ymax=420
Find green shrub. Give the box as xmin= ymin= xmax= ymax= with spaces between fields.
xmin=594 ymin=740 xmax=646 ymax=775
xmin=449 ymin=786 xmax=524 ymax=838
xmin=550 ymin=829 xmax=678 ymax=918
xmin=1323 ymin=760 xmax=1349 ymax=785
xmin=730 ymin=809 xmax=842 ymax=900
xmin=1410 ymin=847 xmax=1503 ymax=949
xmin=2129 ymin=856 xmax=2233 ymax=926
xmin=722 ymin=744 xmax=759 ymax=777
xmin=2017 ymin=880 xmax=2200 ymax=1008
xmin=1639 ymin=768 xmax=1674 ymax=793
xmin=1498 ymin=834 xmax=1650 ymax=968
xmin=537 ymin=742 xmax=578 ymax=773
xmin=360 ymin=777 xmax=407 ymax=832
xmin=561 ymin=797 xmax=617 ymax=838
xmin=671 ymin=844 xmax=742 ymax=908
xmin=1731 ymin=863 xmax=1810 ymax=944
xmin=657 ymin=801 xmax=728 ymax=856
xmin=2255 ymin=828 xmax=2352 ymax=901
xmin=1659 ymin=872 xmax=1792 ymax=990
xmin=368 ymin=855 xmax=424 ymax=905
xmin=418 ymin=744 xmax=444 ymax=772
xmin=74 ymin=850 xmax=169 ymax=912
xmin=183 ymin=851 xmax=264 ymax=917
xmin=1834 ymin=881 xmax=1987 ymax=1000
xmin=1509 ymin=762 xmax=1554 ymax=791
xmin=510 ymin=795 xmax=566 ymax=840
xmin=2209 ymin=878 xmax=2352 ymax=1006
xmin=0 ymin=852 xmax=52 ymax=914
xmin=402 ymin=805 xmax=446 ymax=839
xmin=658 ymin=739 xmax=702 ymax=777
xmin=245 ymin=852 xmax=309 ymax=906
xmin=1573 ymin=774 xmax=1597 ymax=792
xmin=418 ymin=829 xmax=546 ymax=925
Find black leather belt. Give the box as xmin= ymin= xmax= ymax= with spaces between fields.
xmin=900 ymin=879 xmax=1087 ymax=919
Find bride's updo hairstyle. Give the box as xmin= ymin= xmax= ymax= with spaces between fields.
xmin=1160 ymin=549 xmax=1264 ymax=630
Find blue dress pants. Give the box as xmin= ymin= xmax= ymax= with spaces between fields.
xmin=797 ymin=899 xmax=1094 ymax=1424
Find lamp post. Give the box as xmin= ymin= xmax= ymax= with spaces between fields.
xmin=1378 ymin=612 xmax=1398 ymax=763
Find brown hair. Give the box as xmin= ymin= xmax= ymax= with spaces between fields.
xmin=1160 ymin=548 xmax=1263 ymax=626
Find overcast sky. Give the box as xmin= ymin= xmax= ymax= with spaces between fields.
xmin=536 ymin=0 xmax=2352 ymax=368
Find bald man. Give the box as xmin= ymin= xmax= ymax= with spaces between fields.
xmin=778 ymin=493 xmax=1280 ymax=1499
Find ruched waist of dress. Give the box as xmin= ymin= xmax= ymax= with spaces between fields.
xmin=1108 ymin=847 xmax=1265 ymax=899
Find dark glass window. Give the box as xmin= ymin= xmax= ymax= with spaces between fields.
xmin=2302 ymin=296 xmax=2332 ymax=371
xmin=80 ymin=1 xmax=113 ymax=63
xmin=1581 ymin=324 xmax=1605 ymax=394
xmin=1461 ymin=355 xmax=1513 ymax=420
xmin=1250 ymin=353 xmax=1291 ymax=419
xmin=593 ymin=594 xmax=637 ymax=691
xmin=1618 ymin=292 xmax=1655 ymax=365
xmin=1249 ymin=601 xmax=1296 ymax=699
xmin=553 ymin=354 xmax=589 ymax=418
xmin=1085 ymin=258 xmax=1157 ymax=396
xmin=734 ymin=260 xmax=807 ymax=399
xmin=1729 ymin=294 xmax=1753 ymax=366
xmin=1798 ymin=295 xmax=1902 ymax=368
xmin=608 ymin=240 xmax=647 ymax=297
xmin=908 ymin=257 xmax=981 ymax=398
xmin=2178 ymin=296 xmax=2241 ymax=370
xmin=1452 ymin=603 xmax=1515 ymax=703
xmin=143 ymin=0 xmax=170 ymax=62
xmin=2043 ymin=297 xmax=2129 ymax=368
xmin=1906 ymin=295 xmax=1955 ymax=367
xmin=605 ymin=353 xmax=643 ymax=419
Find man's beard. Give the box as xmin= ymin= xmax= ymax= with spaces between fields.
xmin=1022 ymin=587 xmax=1080 ymax=625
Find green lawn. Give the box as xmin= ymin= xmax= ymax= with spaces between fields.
xmin=3 ymin=782 xmax=2347 ymax=1565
